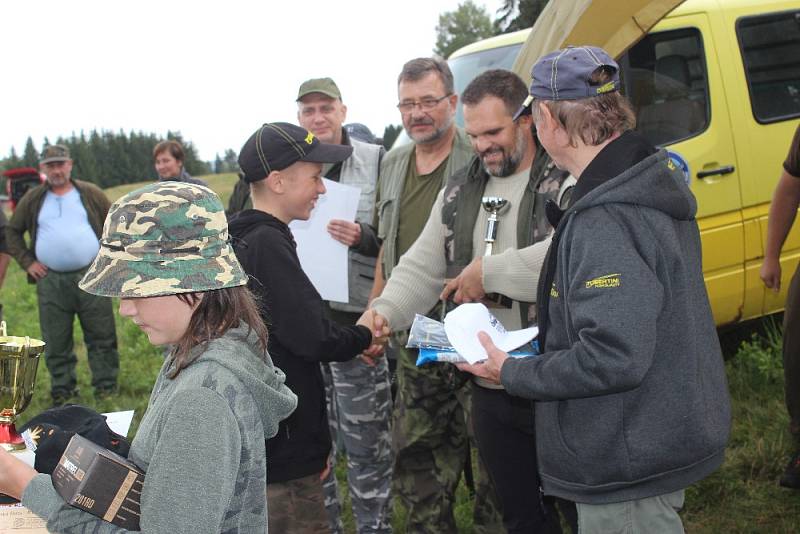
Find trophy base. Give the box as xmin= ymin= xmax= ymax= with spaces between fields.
xmin=0 ymin=421 xmax=26 ymax=452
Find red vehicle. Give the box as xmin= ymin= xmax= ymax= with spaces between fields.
xmin=2 ymin=167 xmax=45 ymax=211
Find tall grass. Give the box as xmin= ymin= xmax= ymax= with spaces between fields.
xmin=5 ymin=175 xmax=800 ymax=532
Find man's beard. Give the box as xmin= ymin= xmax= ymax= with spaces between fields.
xmin=405 ymin=114 xmax=454 ymax=145
xmin=481 ymin=126 xmax=526 ymax=177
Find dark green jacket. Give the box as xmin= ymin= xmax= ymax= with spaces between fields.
xmin=6 ymin=179 xmax=111 ymax=280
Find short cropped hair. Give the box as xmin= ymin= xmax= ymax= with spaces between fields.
xmin=532 ymin=67 xmax=636 ymax=147
xmin=461 ymin=69 xmax=528 ymax=117
xmin=397 ymin=57 xmax=454 ymax=95
xmin=153 ymin=140 xmax=185 ymax=163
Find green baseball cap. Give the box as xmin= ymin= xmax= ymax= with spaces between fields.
xmin=296 ymin=77 xmax=342 ymax=101
xmin=40 ymin=144 xmax=71 ymax=164
xmin=79 ymin=181 xmax=247 ymax=298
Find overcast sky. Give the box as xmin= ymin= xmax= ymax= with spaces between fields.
xmin=2 ymin=0 xmax=503 ymax=162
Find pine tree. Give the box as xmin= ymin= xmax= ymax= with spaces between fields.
xmin=22 ymin=137 xmax=39 ymax=167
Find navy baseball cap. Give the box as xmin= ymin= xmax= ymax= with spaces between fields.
xmin=238 ymin=122 xmax=353 ymax=184
xmin=513 ymin=46 xmax=621 ymax=120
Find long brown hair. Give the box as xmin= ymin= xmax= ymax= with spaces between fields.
xmin=168 ymin=285 xmax=267 ymax=378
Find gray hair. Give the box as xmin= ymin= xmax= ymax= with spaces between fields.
xmin=397 ymin=56 xmax=454 ymax=94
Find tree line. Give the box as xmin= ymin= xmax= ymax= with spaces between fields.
xmin=0 ymin=131 xmax=211 ymax=188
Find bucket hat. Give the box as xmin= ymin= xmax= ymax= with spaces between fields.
xmin=79 ymin=181 xmax=247 ymax=297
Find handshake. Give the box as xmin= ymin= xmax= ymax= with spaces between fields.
xmin=356 ymin=309 xmax=392 ymax=365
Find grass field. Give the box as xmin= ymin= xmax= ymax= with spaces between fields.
xmin=7 ymin=174 xmax=800 ymax=532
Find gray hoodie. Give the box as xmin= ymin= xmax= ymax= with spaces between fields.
xmin=23 ymin=322 xmax=297 ymax=532
xmin=501 ymin=139 xmax=731 ymax=504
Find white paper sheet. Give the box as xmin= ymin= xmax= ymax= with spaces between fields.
xmin=443 ymin=303 xmax=538 ymax=364
xmin=102 ymin=410 xmax=135 ymax=437
xmin=290 ymin=178 xmax=360 ymax=303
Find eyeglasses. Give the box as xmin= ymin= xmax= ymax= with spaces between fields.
xmin=396 ymin=94 xmax=452 ymax=113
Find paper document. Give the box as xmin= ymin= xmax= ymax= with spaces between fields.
xmin=290 ymin=178 xmax=360 ymax=303
xmin=103 ymin=410 xmax=135 ymax=437
xmin=444 ymin=303 xmax=538 ymax=364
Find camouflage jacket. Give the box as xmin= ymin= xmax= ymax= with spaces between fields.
xmin=441 ymin=144 xmax=571 ymax=325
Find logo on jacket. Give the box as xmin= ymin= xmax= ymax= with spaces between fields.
xmin=585 ymin=273 xmax=621 ymax=289
xmin=550 ymin=283 xmax=559 ymax=298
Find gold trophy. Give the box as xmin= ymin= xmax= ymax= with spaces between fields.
xmin=0 ymin=321 xmax=45 ymax=451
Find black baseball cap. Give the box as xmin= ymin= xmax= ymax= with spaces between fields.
xmin=19 ymin=404 xmax=130 ymax=475
xmin=238 ymin=122 xmax=353 ymax=184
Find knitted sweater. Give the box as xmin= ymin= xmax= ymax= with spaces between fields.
xmin=372 ymin=166 xmax=550 ymax=333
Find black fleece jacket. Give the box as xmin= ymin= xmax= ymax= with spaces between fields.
xmin=228 ymin=209 xmax=372 ymax=483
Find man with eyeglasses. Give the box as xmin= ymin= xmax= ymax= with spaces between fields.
xmin=363 ymin=56 xmax=482 ymax=532
xmin=363 ymin=67 xmax=574 ymax=533
xmin=366 ymin=54 xmax=516 ymax=530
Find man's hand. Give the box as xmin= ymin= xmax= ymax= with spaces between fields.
xmin=760 ymin=256 xmax=782 ymax=292
xmin=26 ymin=261 xmax=48 ymax=281
xmin=440 ymin=256 xmax=485 ymax=303
xmin=455 ymin=331 xmax=508 ymax=385
xmin=327 ymin=219 xmax=362 ymax=247
xmin=357 ymin=309 xmax=391 ymax=364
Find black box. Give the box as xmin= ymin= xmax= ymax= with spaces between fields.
xmin=51 ymin=434 xmax=143 ymax=530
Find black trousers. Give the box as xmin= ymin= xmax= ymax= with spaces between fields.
xmin=472 ymin=385 xmax=564 ymax=534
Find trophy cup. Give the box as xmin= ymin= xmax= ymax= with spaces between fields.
xmin=480 ymin=196 xmax=512 ymax=308
xmin=481 ymin=196 xmax=509 ymax=256
xmin=0 ymin=321 xmax=45 ymax=452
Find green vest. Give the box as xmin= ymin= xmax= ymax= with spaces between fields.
xmin=440 ymin=144 xmax=571 ymax=325
xmin=376 ymin=129 xmax=473 ymax=278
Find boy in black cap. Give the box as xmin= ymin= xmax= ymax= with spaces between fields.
xmin=229 ymin=122 xmax=386 ymax=532
xmin=459 ymin=47 xmax=731 ymax=533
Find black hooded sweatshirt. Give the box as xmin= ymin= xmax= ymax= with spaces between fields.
xmin=228 ymin=209 xmax=372 ymax=483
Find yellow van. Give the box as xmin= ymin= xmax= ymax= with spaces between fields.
xmin=446 ymin=0 xmax=800 ymax=327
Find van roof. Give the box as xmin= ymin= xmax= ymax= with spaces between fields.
xmin=448 ymin=28 xmax=529 ymax=59
xmin=446 ymin=0 xmax=734 ymax=61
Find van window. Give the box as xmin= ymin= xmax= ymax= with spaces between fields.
xmin=737 ymin=10 xmax=800 ymax=123
xmin=448 ymin=43 xmax=523 ymax=126
xmin=621 ymin=28 xmax=709 ymax=147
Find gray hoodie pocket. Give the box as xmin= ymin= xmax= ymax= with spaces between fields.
xmin=555 ymin=396 xmax=633 ymax=484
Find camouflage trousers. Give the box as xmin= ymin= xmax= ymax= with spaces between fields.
xmin=393 ymin=344 xmax=502 ymax=534
xmin=268 ymin=473 xmax=329 ymax=533
xmin=321 ymin=311 xmax=393 ymax=534
xmin=36 ymin=268 xmax=119 ymax=397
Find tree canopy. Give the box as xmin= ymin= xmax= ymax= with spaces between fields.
xmin=434 ymin=0 xmax=549 ymax=59
xmin=434 ymin=0 xmax=495 ymax=58
xmin=495 ymin=0 xmax=549 ymax=34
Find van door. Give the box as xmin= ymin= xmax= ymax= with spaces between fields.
xmin=620 ymin=12 xmax=746 ymax=325
xmin=722 ymin=3 xmax=800 ymax=317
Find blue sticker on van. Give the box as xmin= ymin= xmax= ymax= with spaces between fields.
xmin=667 ymin=150 xmax=690 ymax=186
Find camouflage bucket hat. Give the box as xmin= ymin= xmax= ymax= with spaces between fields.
xmin=79 ymin=181 xmax=247 ymax=298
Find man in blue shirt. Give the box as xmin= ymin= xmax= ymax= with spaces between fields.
xmin=6 ymin=144 xmax=119 ymax=405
